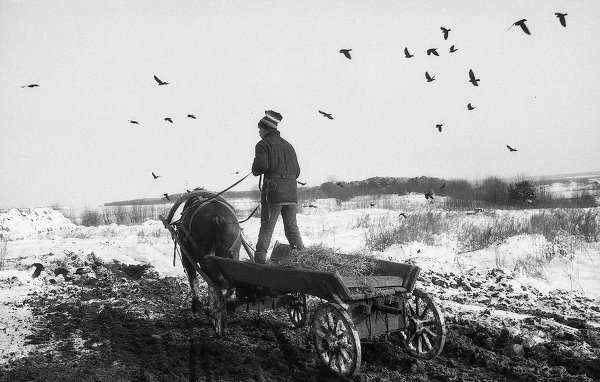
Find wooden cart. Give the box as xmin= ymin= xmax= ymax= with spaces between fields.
xmin=201 ymin=245 xmax=447 ymax=378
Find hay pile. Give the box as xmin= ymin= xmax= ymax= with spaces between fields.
xmin=273 ymin=244 xmax=382 ymax=277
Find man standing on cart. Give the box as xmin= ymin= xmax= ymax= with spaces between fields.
xmin=252 ymin=110 xmax=304 ymax=264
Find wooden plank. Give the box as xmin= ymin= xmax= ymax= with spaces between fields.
xmin=341 ymin=275 xmax=404 ymax=288
xmin=205 ymin=256 xmax=353 ymax=301
xmin=375 ymin=260 xmax=421 ymax=292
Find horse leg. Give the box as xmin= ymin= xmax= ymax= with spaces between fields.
xmin=182 ymin=254 xmax=203 ymax=313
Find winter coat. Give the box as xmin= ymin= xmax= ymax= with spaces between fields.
xmin=252 ymin=130 xmax=300 ymax=204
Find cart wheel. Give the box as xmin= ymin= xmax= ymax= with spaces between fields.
xmin=207 ymin=284 xmax=226 ymax=337
xmin=287 ymin=293 xmax=308 ymax=328
xmin=400 ymin=288 xmax=446 ymax=359
xmin=311 ymin=302 xmax=361 ymax=378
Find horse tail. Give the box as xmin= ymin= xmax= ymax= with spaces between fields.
xmin=212 ymin=215 xmax=228 ymax=258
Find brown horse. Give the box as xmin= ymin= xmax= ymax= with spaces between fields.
xmin=175 ymin=190 xmax=241 ymax=313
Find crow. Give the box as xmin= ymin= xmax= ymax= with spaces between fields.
xmin=187 ymin=114 xmax=196 ymax=119
xmin=152 ymin=172 xmax=160 ymax=179
xmin=467 ymin=103 xmax=476 ymax=110
xmin=318 ymin=110 xmax=334 ymax=119
xmin=441 ymin=27 xmax=451 ymax=40
xmin=436 ymin=124 xmax=443 ymax=132
xmin=231 ymin=170 xmax=242 ymax=175
xmin=129 ymin=120 xmax=139 ymax=124
xmin=30 ymin=263 xmax=44 ymax=279
xmin=399 ymin=212 xmax=407 ymax=218
xmin=163 ymin=193 xmax=171 ymax=201
xmin=21 ymin=84 xmax=39 ymax=88
xmin=509 ymin=19 xmax=530 ymax=35
xmin=427 ymin=48 xmax=439 ymax=56
xmin=164 ymin=117 xmax=173 ymax=123
xmin=555 ymin=13 xmax=567 ymax=27
xmin=370 ymin=202 xmax=376 ymax=207
xmin=440 ymin=182 xmax=446 ymax=190
xmin=424 ymin=192 xmax=434 ymax=200
xmin=308 ymin=204 xmax=317 ymax=208
xmin=425 ymin=72 xmax=436 ymax=82
xmin=404 ymin=47 xmax=414 ymax=58
xmin=336 ymin=182 xmax=344 ymax=187
xmin=154 ymin=75 xmax=169 ymax=85
xmin=297 ymin=180 xmax=307 ymax=186
xmin=339 ymin=49 xmax=352 ymax=59
xmin=449 ymin=45 xmax=458 ymax=53
xmin=506 ymin=145 xmax=518 ymax=152
xmin=469 ymin=69 xmax=480 ymax=86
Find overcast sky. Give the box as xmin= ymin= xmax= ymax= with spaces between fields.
xmin=1 ymin=0 xmax=599 ymax=208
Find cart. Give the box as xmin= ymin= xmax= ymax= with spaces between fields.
xmin=202 ymin=244 xmax=446 ymax=378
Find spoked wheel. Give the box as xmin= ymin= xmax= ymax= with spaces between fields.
xmin=287 ymin=293 xmax=308 ymax=328
xmin=311 ymin=302 xmax=361 ymax=378
xmin=207 ymin=284 xmax=226 ymax=337
xmin=399 ymin=288 xmax=446 ymax=359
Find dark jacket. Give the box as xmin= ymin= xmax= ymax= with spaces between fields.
xmin=252 ymin=130 xmax=300 ymax=204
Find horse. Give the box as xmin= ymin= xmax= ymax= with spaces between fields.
xmin=174 ymin=190 xmax=241 ymax=313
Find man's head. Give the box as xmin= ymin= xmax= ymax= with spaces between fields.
xmin=258 ymin=110 xmax=282 ymax=138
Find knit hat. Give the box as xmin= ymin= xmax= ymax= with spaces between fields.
xmin=258 ymin=110 xmax=282 ymax=130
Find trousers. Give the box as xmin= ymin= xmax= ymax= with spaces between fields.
xmin=255 ymin=203 xmax=304 ymax=263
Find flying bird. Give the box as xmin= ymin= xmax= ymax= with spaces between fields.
xmin=468 ymin=69 xmax=480 ymax=86
xmin=440 ymin=182 xmax=446 ymax=190
xmin=318 ymin=110 xmax=334 ymax=119
xmin=555 ymin=13 xmax=567 ymax=27
xmin=297 ymin=180 xmax=307 ymax=186
xmin=404 ymin=47 xmax=414 ymax=58
xmin=425 ymin=72 xmax=436 ymax=82
xmin=308 ymin=204 xmax=317 ymax=208
xmin=509 ymin=19 xmax=530 ymax=35
xmin=399 ymin=212 xmax=407 ymax=218
xmin=441 ymin=27 xmax=451 ymax=40
xmin=164 ymin=117 xmax=173 ymax=123
xmin=435 ymin=124 xmax=443 ymax=132
xmin=467 ymin=103 xmax=476 ymax=110
xmin=336 ymin=182 xmax=344 ymax=187
xmin=152 ymin=172 xmax=160 ymax=179
xmin=129 ymin=120 xmax=139 ymax=124
xmin=30 ymin=263 xmax=44 ymax=279
xmin=153 ymin=75 xmax=169 ymax=85
xmin=449 ymin=45 xmax=458 ymax=53
xmin=339 ymin=49 xmax=352 ymax=59
xmin=427 ymin=48 xmax=439 ymax=56
xmin=21 ymin=84 xmax=39 ymax=88
xmin=424 ymin=191 xmax=434 ymax=200
xmin=506 ymin=145 xmax=518 ymax=152
xmin=187 ymin=114 xmax=196 ymax=119
xmin=231 ymin=170 xmax=242 ymax=175
xmin=370 ymin=202 xmax=376 ymax=207
xmin=162 ymin=193 xmax=171 ymax=201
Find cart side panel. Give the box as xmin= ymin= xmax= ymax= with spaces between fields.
xmin=375 ymin=260 xmax=421 ymax=292
xmin=205 ymin=256 xmax=353 ymax=301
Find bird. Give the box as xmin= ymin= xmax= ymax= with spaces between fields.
xmin=308 ymin=204 xmax=317 ymax=208
xmin=441 ymin=27 xmax=451 ymax=40
xmin=231 ymin=170 xmax=242 ymax=175
xmin=449 ymin=45 xmax=458 ymax=53
xmin=399 ymin=212 xmax=407 ymax=218
xmin=435 ymin=124 xmax=443 ymax=132
xmin=427 ymin=48 xmax=439 ymax=56
xmin=424 ymin=191 xmax=434 ymax=200
xmin=129 ymin=120 xmax=139 ymax=124
xmin=467 ymin=103 xmax=476 ymax=110
xmin=425 ymin=72 xmax=436 ymax=82
xmin=297 ymin=181 xmax=307 ymax=186
xmin=370 ymin=202 xmax=376 ymax=207
xmin=152 ymin=172 xmax=160 ymax=179
xmin=30 ymin=263 xmax=44 ymax=279
xmin=506 ymin=145 xmax=518 ymax=152
xmin=440 ymin=182 xmax=446 ymax=190
xmin=555 ymin=13 xmax=567 ymax=27
xmin=21 ymin=84 xmax=39 ymax=88
xmin=336 ymin=182 xmax=344 ymax=187
xmin=509 ymin=19 xmax=530 ymax=35
xmin=187 ymin=114 xmax=196 ymax=119
xmin=404 ymin=47 xmax=414 ymax=58
xmin=339 ymin=49 xmax=352 ymax=59
xmin=162 ymin=193 xmax=171 ymax=201
xmin=468 ymin=69 xmax=480 ymax=86
xmin=318 ymin=110 xmax=334 ymax=119
xmin=154 ymin=75 xmax=169 ymax=85
xmin=164 ymin=117 xmax=173 ymax=123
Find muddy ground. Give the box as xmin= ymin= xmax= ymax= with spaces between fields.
xmin=1 ymin=262 xmax=599 ymax=382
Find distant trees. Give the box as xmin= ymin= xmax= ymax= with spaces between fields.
xmin=508 ymin=180 xmax=536 ymax=206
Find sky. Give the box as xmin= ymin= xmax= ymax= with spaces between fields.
xmin=1 ymin=0 xmax=599 ymax=208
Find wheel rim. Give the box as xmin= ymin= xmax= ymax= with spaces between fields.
xmin=311 ymin=303 xmax=361 ymax=377
xmin=207 ymin=284 xmax=226 ymax=337
xmin=287 ymin=293 xmax=308 ymax=328
xmin=400 ymin=288 xmax=446 ymax=359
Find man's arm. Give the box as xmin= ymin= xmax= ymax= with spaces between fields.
xmin=252 ymin=143 xmax=269 ymax=176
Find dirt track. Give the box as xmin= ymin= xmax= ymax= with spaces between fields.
xmin=1 ymin=262 xmax=599 ymax=382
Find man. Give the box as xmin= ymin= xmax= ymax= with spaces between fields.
xmin=252 ymin=110 xmax=304 ymax=264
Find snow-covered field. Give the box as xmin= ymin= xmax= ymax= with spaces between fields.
xmin=1 ymin=194 xmax=599 ymax=376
